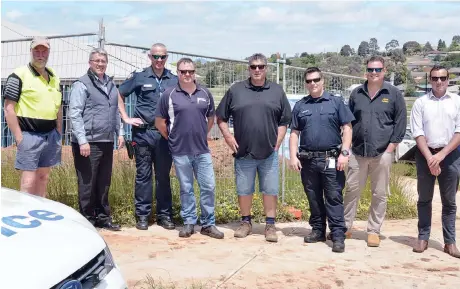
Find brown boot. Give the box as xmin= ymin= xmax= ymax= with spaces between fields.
xmin=234 ymin=221 xmax=252 ymax=238
xmin=265 ymin=224 xmax=278 ymax=243
xmin=412 ymin=239 xmax=428 ymax=253
xmin=444 ymin=244 xmax=460 ymax=258
xmin=367 ymin=234 xmax=380 ymax=247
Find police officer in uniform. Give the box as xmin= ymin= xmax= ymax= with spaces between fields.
xmin=289 ymin=67 xmax=355 ymax=253
xmin=118 ymin=43 xmax=178 ymax=230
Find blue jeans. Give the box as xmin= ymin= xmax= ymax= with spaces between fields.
xmin=234 ymin=151 xmax=279 ymax=196
xmin=172 ymin=153 xmax=216 ymax=227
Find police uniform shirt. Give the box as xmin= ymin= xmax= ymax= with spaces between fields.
xmin=3 ymin=64 xmax=62 ymax=133
xmin=290 ymin=92 xmax=355 ymax=151
xmin=118 ymin=67 xmax=178 ymax=125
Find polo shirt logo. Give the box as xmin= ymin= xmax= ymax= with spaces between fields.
xmin=382 ymin=98 xmax=389 ymax=103
xmin=143 ymin=84 xmax=152 ymax=87
xmin=301 ymin=109 xmax=310 ymax=114
xmin=197 ymin=97 xmax=207 ymax=103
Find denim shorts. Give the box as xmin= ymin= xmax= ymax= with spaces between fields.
xmin=234 ymin=151 xmax=279 ymax=196
xmin=15 ymin=129 xmax=62 ymax=171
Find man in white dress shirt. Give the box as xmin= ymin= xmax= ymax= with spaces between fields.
xmin=410 ymin=65 xmax=460 ymax=258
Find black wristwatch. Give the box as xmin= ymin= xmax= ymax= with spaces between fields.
xmin=341 ymin=149 xmax=350 ymax=157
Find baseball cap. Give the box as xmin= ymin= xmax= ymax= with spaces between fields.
xmin=30 ymin=36 xmax=50 ymax=49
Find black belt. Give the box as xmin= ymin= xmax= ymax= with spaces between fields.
xmin=136 ymin=123 xmax=156 ymax=130
xmin=297 ymin=149 xmax=339 ymax=160
xmin=429 ymin=147 xmax=444 ymax=154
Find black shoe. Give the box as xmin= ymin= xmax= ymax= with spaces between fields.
xmin=304 ymin=230 xmax=326 ymax=243
xmin=157 ymin=218 xmax=175 ymax=230
xmin=98 ymin=221 xmax=121 ymax=231
xmin=136 ymin=216 xmax=149 ymax=230
xmin=332 ymin=240 xmax=345 ymax=253
xmin=201 ymin=225 xmax=224 ymax=239
xmin=179 ymin=224 xmax=195 ymax=238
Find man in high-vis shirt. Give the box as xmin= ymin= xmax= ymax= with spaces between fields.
xmin=3 ymin=36 xmax=63 ymax=197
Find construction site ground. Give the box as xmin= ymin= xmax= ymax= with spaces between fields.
xmin=101 ymin=177 xmax=460 ymax=289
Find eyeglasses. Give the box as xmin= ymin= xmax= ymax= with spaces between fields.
xmin=367 ymin=68 xmax=383 ymax=73
xmin=90 ymin=59 xmax=107 ymax=64
xmin=151 ymin=54 xmax=168 ymax=60
xmin=431 ymin=76 xmax=448 ymax=82
xmin=249 ymin=65 xmax=266 ymax=70
xmin=305 ymin=78 xmax=321 ymax=84
xmin=179 ymin=70 xmax=195 ymax=75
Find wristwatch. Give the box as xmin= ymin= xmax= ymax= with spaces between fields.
xmin=341 ymin=149 xmax=350 ymax=157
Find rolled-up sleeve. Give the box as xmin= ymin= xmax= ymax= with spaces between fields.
xmin=69 ymin=81 xmax=88 ymax=145
xmin=279 ymin=91 xmax=292 ymax=126
xmin=410 ymin=98 xmax=424 ymax=138
xmin=390 ymin=90 xmax=407 ymax=143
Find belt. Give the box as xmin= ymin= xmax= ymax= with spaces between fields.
xmin=297 ymin=149 xmax=339 ymax=160
xmin=429 ymin=147 xmax=444 ymax=154
xmin=136 ymin=123 xmax=156 ymax=130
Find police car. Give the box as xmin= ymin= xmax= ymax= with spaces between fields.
xmin=0 ymin=187 xmax=128 ymax=289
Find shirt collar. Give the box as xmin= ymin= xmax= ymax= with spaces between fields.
xmin=304 ymin=91 xmax=330 ymax=103
xmin=28 ymin=63 xmax=54 ymax=77
xmin=428 ymin=90 xmax=449 ymax=100
xmin=87 ymin=68 xmax=110 ymax=85
xmin=359 ymin=80 xmax=391 ymax=94
xmin=175 ymin=82 xmax=202 ymax=93
xmin=244 ymin=78 xmax=270 ymax=90
xmin=146 ymin=66 xmax=172 ymax=79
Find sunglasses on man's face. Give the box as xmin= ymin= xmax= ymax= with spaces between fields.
xmin=305 ymin=78 xmax=321 ymax=84
xmin=179 ymin=70 xmax=195 ymax=75
xmin=367 ymin=68 xmax=383 ymax=73
xmin=151 ymin=54 xmax=167 ymax=60
xmin=431 ymin=76 xmax=448 ymax=82
xmin=249 ymin=64 xmax=266 ymax=70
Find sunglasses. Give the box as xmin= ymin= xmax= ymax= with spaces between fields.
xmin=431 ymin=76 xmax=448 ymax=82
xmin=151 ymin=54 xmax=167 ymax=60
xmin=179 ymin=70 xmax=195 ymax=75
xmin=305 ymin=78 xmax=321 ymax=84
xmin=249 ymin=65 xmax=266 ymax=70
xmin=367 ymin=68 xmax=383 ymax=73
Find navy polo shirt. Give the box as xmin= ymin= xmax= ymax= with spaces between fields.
xmin=290 ymin=92 xmax=355 ymax=151
xmin=118 ymin=67 xmax=178 ymax=125
xmin=156 ymin=84 xmax=215 ymax=156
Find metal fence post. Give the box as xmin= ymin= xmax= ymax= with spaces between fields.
xmin=281 ymin=53 xmax=287 ymax=205
xmin=276 ymin=60 xmax=280 ymax=84
xmin=98 ymin=18 xmax=105 ymax=49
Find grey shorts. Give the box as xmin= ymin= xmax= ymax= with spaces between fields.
xmin=15 ymin=129 xmax=62 ymax=171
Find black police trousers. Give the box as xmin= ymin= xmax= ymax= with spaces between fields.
xmin=132 ymin=128 xmax=173 ymax=220
xmin=72 ymin=142 xmax=114 ymax=226
xmin=300 ymin=157 xmax=347 ymax=241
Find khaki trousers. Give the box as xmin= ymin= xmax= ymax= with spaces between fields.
xmin=343 ymin=152 xmax=393 ymax=234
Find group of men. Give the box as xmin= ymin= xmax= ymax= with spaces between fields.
xmin=3 ymin=37 xmax=459 ymax=258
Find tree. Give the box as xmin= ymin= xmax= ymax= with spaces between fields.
xmin=205 ymin=68 xmax=218 ymax=88
xmin=402 ymin=41 xmax=422 ymax=55
xmin=369 ymin=38 xmax=380 ymax=55
xmin=449 ymin=35 xmax=460 ymax=51
xmin=437 ymin=39 xmax=447 ymax=51
xmin=340 ymin=45 xmax=353 ymax=57
xmin=423 ymin=41 xmax=434 ymax=53
xmin=300 ymin=52 xmax=309 ymax=57
xmin=385 ymin=39 xmax=399 ymax=52
xmin=391 ymin=48 xmax=406 ymax=64
xmin=357 ymin=41 xmax=369 ymax=57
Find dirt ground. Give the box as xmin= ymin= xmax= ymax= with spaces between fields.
xmin=101 ymin=178 xmax=460 ymax=289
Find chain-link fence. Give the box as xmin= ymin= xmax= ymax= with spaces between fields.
xmin=1 ymin=24 xmax=367 ymax=204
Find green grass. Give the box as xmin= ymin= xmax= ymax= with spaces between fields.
xmin=1 ymin=150 xmax=417 ymax=225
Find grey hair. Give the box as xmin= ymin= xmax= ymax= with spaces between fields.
xmin=248 ymin=53 xmax=267 ymax=65
xmin=89 ymin=48 xmax=108 ymax=62
xmin=151 ymin=43 xmax=167 ymax=50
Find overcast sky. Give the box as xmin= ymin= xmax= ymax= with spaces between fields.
xmin=2 ymin=1 xmax=459 ymax=60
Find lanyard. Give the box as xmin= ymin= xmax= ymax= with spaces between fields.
xmin=155 ymin=77 xmax=163 ymax=97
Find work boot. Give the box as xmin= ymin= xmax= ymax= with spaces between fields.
xmin=201 ymin=225 xmax=224 ymax=239
xmin=304 ymin=230 xmax=326 ymax=243
xmin=327 ymin=230 xmax=352 ymax=240
xmin=444 ymin=244 xmax=460 ymax=258
xmin=413 ymin=239 xmax=428 ymax=253
xmin=136 ymin=216 xmax=149 ymax=230
xmin=179 ymin=224 xmax=195 ymax=238
xmin=265 ymin=224 xmax=278 ymax=243
xmin=157 ymin=218 xmax=175 ymax=230
xmin=234 ymin=221 xmax=252 ymax=238
xmin=367 ymin=233 xmax=380 ymax=247
xmin=332 ymin=240 xmax=345 ymax=253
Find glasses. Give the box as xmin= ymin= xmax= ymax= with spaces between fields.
xmin=90 ymin=59 xmax=107 ymax=64
xmin=151 ymin=54 xmax=168 ymax=60
xmin=249 ymin=65 xmax=266 ymax=70
xmin=431 ymin=76 xmax=448 ymax=82
xmin=305 ymin=78 xmax=321 ymax=84
xmin=367 ymin=68 xmax=383 ymax=73
xmin=179 ymin=70 xmax=195 ymax=75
